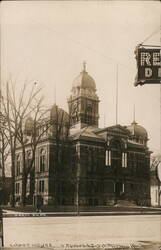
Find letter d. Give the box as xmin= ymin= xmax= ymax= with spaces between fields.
xmin=145 ymin=68 xmax=152 ymax=78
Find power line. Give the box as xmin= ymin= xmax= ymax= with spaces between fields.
xmin=140 ymin=26 xmax=160 ymax=45
xmin=31 ymin=20 xmax=136 ymax=73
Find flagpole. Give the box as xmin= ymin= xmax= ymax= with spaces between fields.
xmin=116 ymin=63 xmax=119 ymax=125
xmin=54 ymin=83 xmax=57 ymax=105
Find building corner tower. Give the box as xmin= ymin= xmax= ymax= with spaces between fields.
xmin=68 ymin=62 xmax=99 ymax=133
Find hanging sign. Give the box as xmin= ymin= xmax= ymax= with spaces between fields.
xmin=134 ymin=45 xmax=161 ymax=86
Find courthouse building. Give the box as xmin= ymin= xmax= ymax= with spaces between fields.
xmin=15 ymin=64 xmax=151 ymax=207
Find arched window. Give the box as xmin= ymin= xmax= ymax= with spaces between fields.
xmin=39 ymin=179 xmax=45 ymax=193
xmin=105 ymin=150 xmax=111 ymax=166
xmin=15 ymin=182 xmax=20 ymax=194
xmin=39 ymin=148 xmax=46 ymax=172
xmin=26 ymin=150 xmax=32 ymax=168
xmin=110 ymin=140 xmax=122 ymax=168
xmin=16 ymin=155 xmax=21 ymax=176
xmin=87 ymin=148 xmax=92 ymax=172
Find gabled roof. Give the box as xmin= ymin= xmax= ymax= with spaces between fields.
xmin=69 ymin=126 xmax=104 ymax=142
xmin=95 ymin=124 xmax=130 ymax=137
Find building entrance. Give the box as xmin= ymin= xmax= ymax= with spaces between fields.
xmin=115 ymin=182 xmax=124 ymax=198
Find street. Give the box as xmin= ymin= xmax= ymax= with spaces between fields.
xmin=2 ymin=214 xmax=161 ymax=248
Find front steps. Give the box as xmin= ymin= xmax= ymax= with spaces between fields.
xmin=114 ymin=199 xmax=136 ymax=207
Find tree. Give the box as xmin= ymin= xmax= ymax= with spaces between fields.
xmin=1 ymin=79 xmax=81 ymax=210
xmin=51 ymin=102 xmax=82 ymax=215
xmin=1 ymin=81 xmax=50 ymax=206
xmin=151 ymin=154 xmax=161 ymax=170
xmin=1 ymin=82 xmax=20 ymax=207
xmin=0 ymin=116 xmax=10 ymax=179
xmin=50 ymin=104 xmax=75 ymax=207
xmin=0 ymin=116 xmax=10 ymax=204
xmin=51 ymin=104 xmax=70 ymax=172
xmin=151 ymin=153 xmax=161 ymax=206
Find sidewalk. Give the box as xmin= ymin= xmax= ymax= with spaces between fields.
xmin=2 ymin=208 xmax=161 ymax=217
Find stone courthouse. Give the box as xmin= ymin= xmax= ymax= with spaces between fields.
xmin=15 ymin=64 xmax=151 ymax=207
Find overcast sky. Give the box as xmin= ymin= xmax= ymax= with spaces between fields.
xmin=1 ymin=1 xmax=161 ymax=154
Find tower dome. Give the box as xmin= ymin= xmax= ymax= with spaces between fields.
xmin=126 ymin=121 xmax=148 ymax=139
xmin=50 ymin=104 xmax=69 ymax=124
xmin=72 ymin=62 xmax=96 ymax=92
xmin=50 ymin=104 xmax=70 ymax=138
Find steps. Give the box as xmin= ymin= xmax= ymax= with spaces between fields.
xmin=115 ymin=199 xmax=136 ymax=207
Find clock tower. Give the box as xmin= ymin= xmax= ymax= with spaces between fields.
xmin=68 ymin=63 xmax=99 ymax=132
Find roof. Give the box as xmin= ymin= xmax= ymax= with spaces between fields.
xmin=69 ymin=126 xmax=104 ymax=142
xmin=50 ymin=104 xmax=69 ymax=124
xmin=72 ymin=69 xmax=96 ymax=91
xmin=126 ymin=121 xmax=148 ymax=139
xmin=127 ymin=140 xmax=146 ymax=148
xmin=95 ymin=124 xmax=130 ymax=138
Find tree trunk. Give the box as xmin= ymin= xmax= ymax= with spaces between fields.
xmin=21 ymin=147 xmax=27 ymax=207
xmin=21 ymin=174 xmax=27 ymax=207
xmin=11 ymin=153 xmax=15 ymax=207
xmin=75 ymin=144 xmax=81 ymax=216
xmin=75 ymin=177 xmax=80 ymax=216
xmin=1 ymin=153 xmax=6 ymax=205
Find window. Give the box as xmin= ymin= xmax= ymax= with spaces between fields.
xmin=105 ymin=150 xmax=111 ymax=166
xmin=40 ymin=148 xmax=46 ymax=172
xmin=15 ymin=183 xmax=20 ymax=194
xmin=87 ymin=148 xmax=93 ymax=172
xmin=26 ymin=151 xmax=32 ymax=168
xmin=110 ymin=141 xmax=122 ymax=168
xmin=155 ymin=190 xmax=158 ymax=203
xmin=39 ymin=180 xmax=45 ymax=193
xmin=122 ymin=152 xmax=127 ymax=168
xmin=16 ymin=155 xmax=21 ymax=176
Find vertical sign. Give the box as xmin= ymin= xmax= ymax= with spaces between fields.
xmin=134 ymin=46 xmax=161 ymax=86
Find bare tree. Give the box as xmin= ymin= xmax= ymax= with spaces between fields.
xmin=151 ymin=154 xmax=161 ymax=170
xmin=1 ymin=81 xmax=50 ymax=206
xmin=15 ymin=83 xmax=51 ymax=206
xmin=151 ymin=153 xmax=161 ymax=207
xmin=51 ymin=101 xmax=82 ymax=215
xmin=1 ymin=82 xmax=20 ymax=207
xmin=1 ymin=79 xmax=82 ymax=210
xmin=0 ymin=119 xmax=10 ymax=179
xmin=50 ymin=104 xmax=73 ymax=207
xmin=0 ymin=110 xmax=10 ymax=205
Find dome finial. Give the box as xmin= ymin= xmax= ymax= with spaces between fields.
xmin=54 ymin=82 xmax=57 ymax=105
xmin=132 ymin=104 xmax=137 ymax=125
xmin=133 ymin=104 xmax=136 ymax=122
xmin=83 ymin=61 xmax=87 ymax=72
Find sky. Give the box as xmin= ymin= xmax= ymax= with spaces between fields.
xmin=1 ymin=1 xmax=161 ymax=154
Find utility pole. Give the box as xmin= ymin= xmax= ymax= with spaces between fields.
xmin=158 ymin=15 xmax=161 ymax=207
xmin=0 ymin=61 xmax=4 ymax=248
